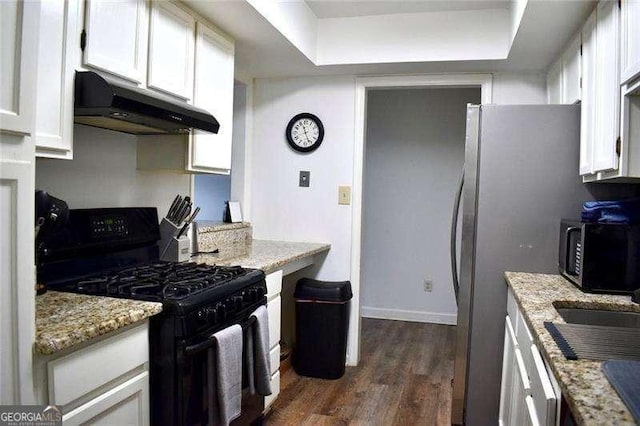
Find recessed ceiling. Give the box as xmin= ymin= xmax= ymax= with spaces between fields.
xmin=305 ymin=0 xmax=510 ymax=19
xmin=183 ymin=0 xmax=596 ymax=79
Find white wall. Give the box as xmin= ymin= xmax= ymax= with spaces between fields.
xmin=492 ymin=72 xmax=547 ymax=104
xmin=250 ymin=73 xmax=545 ymax=280
xmin=251 ymin=76 xmax=356 ymax=281
xmin=36 ymin=125 xmax=190 ymax=212
xmin=317 ymin=9 xmax=510 ymax=65
xmin=361 ymin=88 xmax=481 ymax=324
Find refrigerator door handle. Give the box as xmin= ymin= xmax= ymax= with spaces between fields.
xmin=450 ymin=168 xmax=464 ymax=306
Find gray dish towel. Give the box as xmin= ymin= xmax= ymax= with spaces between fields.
xmin=210 ymin=324 xmax=243 ymax=426
xmin=249 ymin=305 xmax=272 ymax=396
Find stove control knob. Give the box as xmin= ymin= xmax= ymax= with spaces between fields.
xmin=246 ymin=288 xmax=257 ymax=302
xmin=197 ymin=309 xmax=208 ymax=323
xmin=256 ymin=286 xmax=266 ymax=299
xmin=216 ymin=303 xmax=226 ymax=320
xmin=205 ymin=306 xmax=218 ymax=323
xmin=232 ymin=295 xmax=244 ymax=309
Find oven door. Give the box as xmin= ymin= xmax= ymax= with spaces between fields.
xmin=174 ymin=319 xmax=265 ymax=426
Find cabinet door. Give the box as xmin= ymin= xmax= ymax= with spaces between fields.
xmin=147 ymin=1 xmax=195 ymax=100
xmin=0 ymin=160 xmax=36 ymax=404
xmin=188 ymin=23 xmax=235 ymax=173
xmin=509 ymin=349 xmax=532 ymax=426
xmin=529 ymin=344 xmax=557 ymax=426
xmin=546 ymin=59 xmax=563 ymax=104
xmin=621 ymin=0 xmax=640 ymax=84
xmin=562 ymin=33 xmax=581 ymax=104
xmin=592 ymin=0 xmax=620 ymax=173
xmin=62 ymin=372 xmax=149 ymax=426
xmin=83 ymin=0 xmax=148 ymax=84
xmin=580 ymin=10 xmax=597 ymax=176
xmin=35 ymin=0 xmax=78 ymax=159
xmin=264 ymin=370 xmax=280 ymax=409
xmin=524 ymin=396 xmax=540 ymax=426
xmin=499 ymin=317 xmax=518 ymax=426
xmin=1 ymin=0 xmax=39 ymax=135
xmin=267 ymin=295 xmax=281 ymax=350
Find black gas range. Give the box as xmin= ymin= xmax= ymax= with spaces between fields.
xmin=37 ymin=207 xmax=267 ymax=425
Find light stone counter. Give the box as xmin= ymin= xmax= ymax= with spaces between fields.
xmin=193 ymin=240 xmax=330 ymax=274
xmin=505 ymin=272 xmax=639 ymax=425
xmin=35 ymin=291 xmax=162 ymax=355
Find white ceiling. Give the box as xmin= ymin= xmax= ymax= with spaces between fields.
xmin=183 ymin=0 xmax=596 ymax=79
xmin=305 ymin=0 xmax=510 ymax=19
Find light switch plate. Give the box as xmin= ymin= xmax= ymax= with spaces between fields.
xmin=338 ymin=186 xmax=351 ymax=205
xmin=299 ymin=171 xmax=310 ymax=187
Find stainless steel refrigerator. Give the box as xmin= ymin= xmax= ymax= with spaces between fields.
xmin=450 ymin=105 xmax=590 ymax=425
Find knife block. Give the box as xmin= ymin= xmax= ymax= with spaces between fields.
xmin=159 ymin=218 xmax=190 ymax=262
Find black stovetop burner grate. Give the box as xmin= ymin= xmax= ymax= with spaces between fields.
xmin=74 ymin=262 xmax=249 ymax=302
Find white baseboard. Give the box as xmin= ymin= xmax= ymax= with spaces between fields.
xmin=361 ymin=306 xmax=457 ymax=325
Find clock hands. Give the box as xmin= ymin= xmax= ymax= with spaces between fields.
xmin=303 ymin=126 xmax=311 ymax=145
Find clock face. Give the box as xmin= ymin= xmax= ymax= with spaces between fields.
xmin=286 ymin=113 xmax=324 ymax=153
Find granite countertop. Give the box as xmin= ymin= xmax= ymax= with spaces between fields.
xmin=196 ymin=221 xmax=251 ymax=233
xmin=35 ymin=292 xmax=162 ymax=355
xmin=505 ymin=272 xmax=640 ymax=425
xmin=193 ymin=240 xmax=330 ymax=274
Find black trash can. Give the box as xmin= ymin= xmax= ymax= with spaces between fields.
xmin=293 ymin=278 xmax=353 ymax=379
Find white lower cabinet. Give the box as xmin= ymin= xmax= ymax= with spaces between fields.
xmin=62 ymin=372 xmax=149 ymax=426
xmin=264 ymin=270 xmax=283 ymax=409
xmin=38 ymin=322 xmax=151 ymax=425
xmin=500 ymin=288 xmax=558 ymax=426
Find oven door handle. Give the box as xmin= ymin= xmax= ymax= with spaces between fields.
xmin=183 ymin=316 xmax=256 ymax=356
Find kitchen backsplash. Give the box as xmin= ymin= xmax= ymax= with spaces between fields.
xmin=36 ymin=124 xmax=190 ymax=213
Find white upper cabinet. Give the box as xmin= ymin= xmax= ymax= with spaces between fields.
xmin=621 ymin=0 xmax=640 ymax=84
xmin=1 ymin=0 xmax=39 ymax=135
xmin=579 ymin=1 xmax=621 ymax=179
xmin=83 ymin=0 xmax=149 ymax=84
xmin=580 ymin=10 xmax=597 ymax=176
xmin=35 ymin=0 xmax=79 ymax=159
xmin=147 ymin=2 xmax=195 ymax=100
xmin=188 ymin=22 xmax=235 ymax=173
xmin=562 ymin=33 xmax=582 ymax=104
xmin=592 ymin=0 xmax=620 ymax=173
xmin=546 ymin=59 xmax=563 ymax=104
xmin=546 ymin=31 xmax=580 ymax=105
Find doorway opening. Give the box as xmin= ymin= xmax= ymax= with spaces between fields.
xmin=349 ymin=75 xmax=492 ymax=366
xmin=360 ymin=86 xmax=481 ymax=324
xmin=350 ymin=75 xmax=492 ymax=425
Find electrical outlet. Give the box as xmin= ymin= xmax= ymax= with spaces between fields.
xmin=338 ymin=186 xmax=351 ymax=205
xmin=424 ymin=279 xmax=433 ymax=292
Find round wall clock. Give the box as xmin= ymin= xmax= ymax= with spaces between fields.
xmin=286 ymin=113 xmax=324 ymax=153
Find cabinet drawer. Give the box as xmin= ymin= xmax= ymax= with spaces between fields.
xmin=264 ymin=370 xmax=280 ymax=409
xmin=525 ymin=395 xmax=540 ymax=426
xmin=269 ymin=344 xmax=280 ymax=376
xmin=48 ymin=323 xmax=149 ymax=406
xmin=529 ymin=344 xmax=557 ymax=426
xmin=267 ymin=296 xmax=281 ymax=349
xmin=499 ymin=318 xmax=517 ymax=426
xmin=516 ymin=309 xmax=535 ymax=375
xmin=507 ymin=288 xmax=518 ymax=331
xmin=266 ymin=270 xmax=282 ymax=301
xmin=514 ymin=348 xmax=531 ymax=394
xmin=62 ymin=371 xmax=149 ymax=425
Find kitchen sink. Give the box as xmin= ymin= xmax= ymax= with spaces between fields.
xmin=556 ymin=307 xmax=640 ymax=328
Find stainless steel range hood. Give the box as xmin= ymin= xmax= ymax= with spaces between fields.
xmin=74 ymin=71 xmax=220 ymax=135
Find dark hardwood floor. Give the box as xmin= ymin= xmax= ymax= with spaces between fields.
xmin=265 ymin=318 xmax=457 ymax=425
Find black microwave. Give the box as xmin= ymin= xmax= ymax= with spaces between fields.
xmin=559 ymin=219 xmax=640 ymax=294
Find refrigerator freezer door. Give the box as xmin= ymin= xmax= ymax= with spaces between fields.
xmin=452 ymin=105 xmax=589 ymax=425
xmin=451 ymin=105 xmax=481 ymax=425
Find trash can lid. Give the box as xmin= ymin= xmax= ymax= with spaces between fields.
xmin=294 ymin=278 xmax=353 ymax=302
